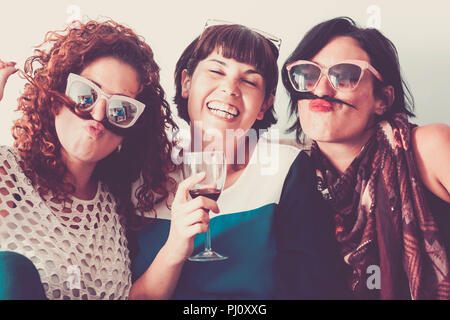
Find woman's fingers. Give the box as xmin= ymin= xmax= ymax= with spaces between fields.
xmin=185 ymin=223 xmax=209 ymax=238
xmin=0 ymin=61 xmax=18 ymax=101
xmin=0 ymin=60 xmax=17 ymax=70
xmin=179 ymin=196 xmax=220 ymax=215
xmin=0 ymin=61 xmax=19 ymax=78
xmin=173 ymin=172 xmax=206 ymax=205
xmin=0 ymin=61 xmax=16 ymax=67
xmin=179 ymin=217 xmax=209 ymax=238
xmin=183 ymin=209 xmax=210 ymax=227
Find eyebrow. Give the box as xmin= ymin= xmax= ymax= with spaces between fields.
xmin=206 ymin=59 xmax=262 ymax=76
xmin=87 ymin=77 xmax=136 ymax=98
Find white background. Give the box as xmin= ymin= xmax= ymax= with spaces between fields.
xmin=1 ymin=0 xmax=449 ymax=146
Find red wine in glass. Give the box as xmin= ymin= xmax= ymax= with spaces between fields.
xmin=189 ymin=188 xmax=221 ymax=201
xmin=183 ymin=151 xmax=227 ymax=262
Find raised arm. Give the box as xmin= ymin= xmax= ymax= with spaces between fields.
xmin=129 ymin=172 xmax=220 ymax=299
xmin=0 ymin=59 xmax=18 ymax=101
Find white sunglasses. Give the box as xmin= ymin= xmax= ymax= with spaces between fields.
xmin=65 ymin=73 xmax=146 ymax=129
xmin=204 ymin=19 xmax=282 ymax=51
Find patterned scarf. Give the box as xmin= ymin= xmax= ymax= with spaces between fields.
xmin=310 ymin=113 xmax=450 ymax=299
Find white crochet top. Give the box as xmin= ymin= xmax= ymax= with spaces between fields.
xmin=0 ymin=146 xmax=131 ymax=300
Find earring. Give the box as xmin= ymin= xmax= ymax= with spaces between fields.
xmin=116 ymin=144 xmax=122 ymax=153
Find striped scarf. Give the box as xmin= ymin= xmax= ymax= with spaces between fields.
xmin=311 ymin=113 xmax=450 ymax=299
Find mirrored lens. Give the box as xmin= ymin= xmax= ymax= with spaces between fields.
xmin=67 ymin=81 xmax=97 ymax=110
xmin=290 ymin=64 xmax=321 ymax=92
xmin=107 ymin=99 xmax=138 ymax=127
xmin=328 ymin=63 xmax=362 ymax=90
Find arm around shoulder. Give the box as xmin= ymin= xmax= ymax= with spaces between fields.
xmin=412 ymin=123 xmax=450 ymax=203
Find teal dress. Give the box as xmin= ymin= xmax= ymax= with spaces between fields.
xmin=131 ymin=141 xmax=300 ymax=299
xmin=0 ymin=251 xmax=46 ymax=300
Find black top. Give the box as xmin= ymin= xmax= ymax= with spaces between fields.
xmin=274 ymin=151 xmax=351 ymax=299
xmin=275 ymin=151 xmax=450 ymax=300
xmin=425 ymin=187 xmax=450 ymax=260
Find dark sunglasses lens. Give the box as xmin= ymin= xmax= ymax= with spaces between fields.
xmin=67 ymin=81 xmax=97 ymax=110
xmin=107 ymin=100 xmax=139 ymax=128
xmin=290 ymin=64 xmax=321 ymax=92
xmin=329 ymin=63 xmax=362 ymax=90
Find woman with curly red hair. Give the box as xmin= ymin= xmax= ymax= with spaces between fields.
xmin=0 ymin=20 xmax=177 ymax=299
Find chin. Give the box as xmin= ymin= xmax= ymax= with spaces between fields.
xmin=73 ymin=152 xmax=101 ymax=164
xmin=303 ymin=127 xmax=337 ymax=143
xmin=75 ymin=147 xmax=115 ymax=163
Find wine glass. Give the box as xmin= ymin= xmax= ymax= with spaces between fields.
xmin=182 ymin=151 xmax=228 ymax=262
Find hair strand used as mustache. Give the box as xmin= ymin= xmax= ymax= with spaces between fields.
xmin=294 ymin=92 xmax=357 ymax=109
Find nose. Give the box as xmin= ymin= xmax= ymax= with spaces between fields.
xmin=220 ymin=77 xmax=240 ymax=97
xmin=90 ymin=97 xmax=107 ymax=122
xmin=313 ymin=73 xmax=336 ymax=97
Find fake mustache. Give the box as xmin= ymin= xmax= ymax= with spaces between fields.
xmin=294 ymin=92 xmax=358 ymax=109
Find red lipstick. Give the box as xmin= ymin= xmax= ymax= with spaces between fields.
xmin=309 ymin=99 xmax=334 ymax=112
xmin=83 ymin=120 xmax=105 ymax=138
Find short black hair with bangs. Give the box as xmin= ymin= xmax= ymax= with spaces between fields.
xmin=174 ymin=24 xmax=279 ymax=131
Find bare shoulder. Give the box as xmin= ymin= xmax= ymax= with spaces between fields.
xmin=413 ymin=123 xmax=450 ymax=143
xmin=412 ymin=124 xmax=450 ymax=163
xmin=412 ymin=123 xmax=450 ymax=202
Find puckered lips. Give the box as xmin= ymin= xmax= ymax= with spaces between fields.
xmin=206 ymin=100 xmax=240 ymax=121
xmin=83 ymin=120 xmax=105 ymax=138
xmin=309 ymin=99 xmax=334 ymax=112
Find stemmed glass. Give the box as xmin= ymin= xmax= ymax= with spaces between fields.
xmin=182 ymin=151 xmax=228 ymax=262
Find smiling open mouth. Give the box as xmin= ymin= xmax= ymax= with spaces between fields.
xmin=207 ymin=101 xmax=240 ymax=119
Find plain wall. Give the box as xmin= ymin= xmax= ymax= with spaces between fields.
xmin=1 ymin=0 xmax=449 ymax=146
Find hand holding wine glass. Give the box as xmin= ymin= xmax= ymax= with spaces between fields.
xmin=182 ymin=151 xmax=227 ymax=261
xmin=165 ymin=172 xmax=221 ymax=265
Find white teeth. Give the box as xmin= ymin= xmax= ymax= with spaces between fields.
xmin=207 ymin=101 xmax=239 ymax=118
xmin=209 ymin=108 xmax=235 ymax=119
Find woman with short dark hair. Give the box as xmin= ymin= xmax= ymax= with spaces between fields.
xmin=130 ymin=21 xmax=300 ymax=300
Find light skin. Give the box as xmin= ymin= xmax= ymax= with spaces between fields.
xmin=298 ymin=36 xmax=450 ymax=202
xmin=129 ymin=50 xmax=273 ymax=300
xmin=53 ymin=56 xmax=140 ymax=200
xmin=55 ymin=57 xmax=140 ymax=199
xmin=0 ymin=59 xmax=18 ymax=101
xmin=1 ymin=57 xmax=137 ymax=200
xmin=1 ymin=56 xmax=140 ymax=200
xmin=181 ymin=50 xmax=273 ymax=187
xmin=412 ymin=124 xmax=450 ymax=202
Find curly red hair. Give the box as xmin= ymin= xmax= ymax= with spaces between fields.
xmin=13 ymin=20 xmax=177 ymax=231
